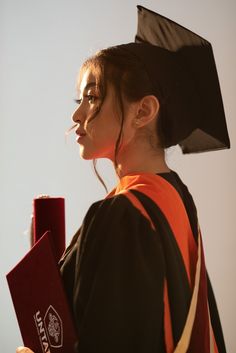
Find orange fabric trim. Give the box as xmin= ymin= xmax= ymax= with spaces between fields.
xmin=212 ymin=325 xmax=219 ymax=353
xmin=107 ymin=173 xmax=197 ymax=288
xmin=164 ymin=279 xmax=174 ymax=353
xmin=106 ymin=172 xmax=200 ymax=353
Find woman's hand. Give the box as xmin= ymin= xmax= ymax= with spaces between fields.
xmin=16 ymin=347 xmax=34 ymax=353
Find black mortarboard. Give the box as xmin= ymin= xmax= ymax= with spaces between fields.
xmin=122 ymin=5 xmax=230 ymax=153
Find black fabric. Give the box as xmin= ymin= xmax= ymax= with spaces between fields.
xmin=60 ymin=172 xmax=192 ymax=352
xmin=207 ymin=274 xmax=227 ymax=353
xmin=60 ymin=171 xmax=226 ymax=352
xmin=59 ymin=201 xmax=102 ymax=312
xmin=118 ymin=5 xmax=230 ymax=153
xmin=61 ymin=195 xmax=166 ymax=353
xmin=129 ymin=188 xmax=191 ymax=345
xmin=159 ymin=172 xmax=226 ymax=352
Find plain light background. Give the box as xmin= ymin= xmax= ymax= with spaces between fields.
xmin=1 ymin=0 xmax=235 ymax=351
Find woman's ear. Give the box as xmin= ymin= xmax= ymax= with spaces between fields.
xmin=134 ymin=95 xmax=160 ymax=128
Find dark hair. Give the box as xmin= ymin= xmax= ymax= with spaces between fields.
xmin=79 ymin=45 xmax=166 ymax=190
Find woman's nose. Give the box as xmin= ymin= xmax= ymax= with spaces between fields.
xmin=72 ymin=106 xmax=83 ymax=124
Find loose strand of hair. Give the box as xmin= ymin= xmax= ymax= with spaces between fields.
xmin=92 ymin=159 xmax=109 ymax=194
xmin=113 ymin=74 xmax=125 ymax=178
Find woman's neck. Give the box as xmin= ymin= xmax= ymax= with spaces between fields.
xmin=114 ymin=136 xmax=170 ymax=178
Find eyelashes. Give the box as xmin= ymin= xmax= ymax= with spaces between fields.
xmin=74 ymin=98 xmax=82 ymax=105
xmin=74 ymin=95 xmax=99 ymax=105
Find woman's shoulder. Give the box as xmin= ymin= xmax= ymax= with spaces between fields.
xmin=84 ymin=192 xmax=145 ymax=227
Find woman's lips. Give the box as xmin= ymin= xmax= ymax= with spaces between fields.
xmin=76 ymin=133 xmax=86 ymax=143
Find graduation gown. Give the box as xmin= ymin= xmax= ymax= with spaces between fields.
xmin=59 ymin=171 xmax=226 ymax=353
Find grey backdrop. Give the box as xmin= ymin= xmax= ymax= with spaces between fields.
xmin=1 ymin=0 xmax=235 ymax=351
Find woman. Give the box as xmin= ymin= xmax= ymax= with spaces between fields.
xmin=16 ymin=6 xmax=229 ymax=353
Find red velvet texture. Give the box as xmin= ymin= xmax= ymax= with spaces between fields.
xmin=33 ymin=198 xmax=65 ymax=262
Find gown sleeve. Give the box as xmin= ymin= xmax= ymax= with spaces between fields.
xmin=61 ymin=194 xmax=166 ymax=353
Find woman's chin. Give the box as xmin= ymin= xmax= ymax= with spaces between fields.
xmin=79 ymin=147 xmax=114 ymax=161
xmin=79 ymin=152 xmax=94 ymax=160
xmin=78 ymin=146 xmax=92 ymax=160
xmin=79 ymin=149 xmax=99 ymax=160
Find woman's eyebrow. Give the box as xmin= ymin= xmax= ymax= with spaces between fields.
xmin=82 ymin=82 xmax=96 ymax=93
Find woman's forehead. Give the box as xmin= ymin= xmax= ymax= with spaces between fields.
xmin=77 ymin=68 xmax=97 ymax=93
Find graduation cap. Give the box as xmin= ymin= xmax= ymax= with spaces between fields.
xmin=121 ymin=5 xmax=230 ymax=153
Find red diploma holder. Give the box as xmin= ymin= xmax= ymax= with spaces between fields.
xmin=6 ymin=231 xmax=77 ymax=353
xmin=6 ymin=197 xmax=78 ymax=352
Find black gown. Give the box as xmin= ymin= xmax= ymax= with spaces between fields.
xmin=59 ymin=171 xmax=226 ymax=353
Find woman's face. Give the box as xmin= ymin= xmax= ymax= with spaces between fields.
xmin=72 ymin=67 xmax=135 ymax=161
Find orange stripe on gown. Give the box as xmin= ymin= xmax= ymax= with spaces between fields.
xmin=107 ymin=173 xmax=219 ymax=352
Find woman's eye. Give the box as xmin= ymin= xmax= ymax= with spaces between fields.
xmin=74 ymin=98 xmax=82 ymax=105
xmin=74 ymin=95 xmax=98 ymax=105
xmin=87 ymin=95 xmax=97 ymax=104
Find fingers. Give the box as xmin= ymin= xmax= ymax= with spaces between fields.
xmin=36 ymin=194 xmax=50 ymax=199
xmin=16 ymin=347 xmax=34 ymax=353
xmin=30 ymin=214 xmax=34 ymax=248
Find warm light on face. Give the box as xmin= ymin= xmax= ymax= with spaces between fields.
xmin=72 ymin=68 xmax=123 ymax=161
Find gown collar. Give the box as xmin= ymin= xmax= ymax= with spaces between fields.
xmin=106 ymin=171 xmax=172 ymax=199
